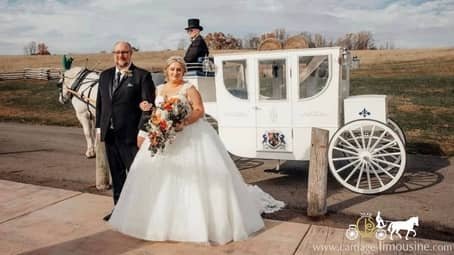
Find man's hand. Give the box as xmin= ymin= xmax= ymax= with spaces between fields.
xmin=139 ymin=101 xmax=152 ymax=111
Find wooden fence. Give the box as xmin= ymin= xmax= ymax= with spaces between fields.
xmin=0 ymin=68 xmax=61 ymax=81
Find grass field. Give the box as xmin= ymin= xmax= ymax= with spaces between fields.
xmin=0 ymin=48 xmax=453 ymax=155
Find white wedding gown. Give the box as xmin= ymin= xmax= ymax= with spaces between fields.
xmin=109 ymin=83 xmax=284 ymax=245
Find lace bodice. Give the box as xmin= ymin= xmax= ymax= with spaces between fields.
xmin=155 ymin=83 xmax=193 ymax=111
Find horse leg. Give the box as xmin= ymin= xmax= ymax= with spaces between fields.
xmin=76 ymin=112 xmax=95 ymax=158
xmin=92 ymin=118 xmax=98 ymax=149
xmin=89 ymin=118 xmax=96 ymax=156
xmin=396 ymin=229 xmax=402 ymax=239
xmin=389 ymin=229 xmax=394 ymax=240
xmin=405 ymin=230 xmax=409 ymax=240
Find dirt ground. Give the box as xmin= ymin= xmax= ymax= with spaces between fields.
xmin=1 ymin=122 xmax=453 ymax=242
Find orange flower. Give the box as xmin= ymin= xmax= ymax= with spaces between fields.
xmin=151 ymin=112 xmax=161 ymax=125
xmin=159 ymin=120 xmax=167 ymax=130
xmin=163 ymin=102 xmax=173 ymax=111
xmin=149 ymin=131 xmax=158 ymax=146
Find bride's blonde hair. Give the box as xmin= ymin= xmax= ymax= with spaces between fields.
xmin=164 ymin=56 xmax=187 ymax=81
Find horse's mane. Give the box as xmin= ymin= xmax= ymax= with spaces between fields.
xmin=64 ymin=66 xmax=84 ymax=79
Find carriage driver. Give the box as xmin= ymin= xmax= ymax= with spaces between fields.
xmin=184 ymin=18 xmax=209 ymax=70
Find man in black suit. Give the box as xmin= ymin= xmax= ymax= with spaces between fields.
xmin=96 ymin=41 xmax=155 ymax=220
xmin=184 ymin=18 xmax=209 ymax=70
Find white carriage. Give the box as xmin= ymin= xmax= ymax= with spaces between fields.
xmin=186 ymin=47 xmax=406 ymax=194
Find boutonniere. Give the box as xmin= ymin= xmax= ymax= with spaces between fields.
xmin=122 ymin=70 xmax=133 ymax=78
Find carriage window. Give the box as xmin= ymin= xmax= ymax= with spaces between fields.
xmin=222 ymin=60 xmax=248 ymax=100
xmin=259 ymin=59 xmax=286 ymax=100
xmin=299 ymin=55 xmax=329 ymax=99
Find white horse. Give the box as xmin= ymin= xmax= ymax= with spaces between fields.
xmin=387 ymin=216 xmax=419 ymax=240
xmin=58 ymin=66 xmax=99 ymax=158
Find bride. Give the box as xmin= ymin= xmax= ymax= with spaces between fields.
xmin=109 ymin=56 xmax=284 ymax=245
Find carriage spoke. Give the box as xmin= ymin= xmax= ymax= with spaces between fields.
xmin=366 ymin=125 xmax=376 ymax=150
xmin=333 ymin=156 xmax=359 ymax=161
xmin=338 ymin=136 xmax=360 ymax=152
xmin=369 ymin=159 xmax=397 ymax=180
xmin=389 ymin=154 xmax=400 ymax=161
xmin=356 ymin=163 xmax=365 ymax=188
xmin=365 ymin=162 xmax=372 ymax=190
xmin=333 ymin=146 xmax=358 ymax=156
xmin=349 ymin=129 xmax=363 ymax=149
xmin=373 ymin=152 xmax=402 ymax=157
xmin=360 ymin=126 xmax=366 ymax=150
xmin=335 ymin=159 xmax=361 ymax=173
xmin=369 ymin=129 xmax=388 ymax=152
xmin=368 ymin=162 xmax=385 ymax=187
xmin=372 ymin=140 xmax=399 ymax=154
xmin=372 ymin=157 xmax=401 ymax=168
xmin=344 ymin=161 xmax=362 ymax=183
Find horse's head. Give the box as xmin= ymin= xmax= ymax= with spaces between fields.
xmin=58 ymin=67 xmax=84 ymax=104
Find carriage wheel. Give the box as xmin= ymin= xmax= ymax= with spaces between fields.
xmin=376 ymin=118 xmax=407 ymax=173
xmin=375 ymin=228 xmax=387 ymax=240
xmin=328 ymin=120 xmax=406 ymax=194
xmin=387 ymin=118 xmax=406 ymax=145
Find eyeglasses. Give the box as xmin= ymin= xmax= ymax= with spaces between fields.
xmin=112 ymin=51 xmax=130 ymax=55
xmin=186 ymin=29 xmax=196 ymax=33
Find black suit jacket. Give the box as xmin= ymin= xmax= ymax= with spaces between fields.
xmin=184 ymin=35 xmax=209 ymax=63
xmin=96 ymin=64 xmax=155 ymax=144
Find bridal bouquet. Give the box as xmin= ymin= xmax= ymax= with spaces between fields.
xmin=144 ymin=96 xmax=191 ymax=157
xmin=162 ymin=97 xmax=191 ymax=127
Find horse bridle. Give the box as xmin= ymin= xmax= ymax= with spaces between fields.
xmin=58 ymin=68 xmax=98 ymax=105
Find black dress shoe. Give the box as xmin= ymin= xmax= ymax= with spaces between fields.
xmin=103 ymin=213 xmax=112 ymax=221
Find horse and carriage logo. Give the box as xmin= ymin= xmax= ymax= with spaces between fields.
xmin=345 ymin=211 xmax=419 ymax=241
xmin=262 ymin=130 xmax=286 ymax=150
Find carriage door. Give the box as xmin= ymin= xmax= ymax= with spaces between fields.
xmin=255 ymin=57 xmax=293 ymax=153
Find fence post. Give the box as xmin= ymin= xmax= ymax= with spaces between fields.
xmin=307 ymin=127 xmax=329 ymax=217
xmin=95 ymin=138 xmax=111 ymax=190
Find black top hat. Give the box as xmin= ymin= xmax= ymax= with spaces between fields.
xmin=185 ymin=18 xmax=203 ymax=31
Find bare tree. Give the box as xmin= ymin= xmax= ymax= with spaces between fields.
xmin=274 ymin=28 xmax=288 ymax=41
xmin=380 ymin=40 xmax=395 ymax=50
xmin=243 ymin=33 xmax=260 ymax=49
xmin=23 ymin=41 xmax=37 ymax=55
xmin=336 ymin=31 xmax=376 ymax=50
xmin=37 ymin=42 xmax=50 ymax=55
xmin=312 ymin=33 xmax=327 ymax=47
xmin=336 ymin=33 xmax=355 ymax=49
xmin=355 ymin=31 xmax=375 ymax=50
xmin=30 ymin=41 xmax=37 ymax=55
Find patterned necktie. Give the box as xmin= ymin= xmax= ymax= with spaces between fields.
xmin=113 ymin=71 xmax=122 ymax=92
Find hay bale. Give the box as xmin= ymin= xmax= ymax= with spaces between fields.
xmin=284 ymin=35 xmax=313 ymax=49
xmin=257 ymin=38 xmax=282 ymax=51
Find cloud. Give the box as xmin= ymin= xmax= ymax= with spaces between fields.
xmin=0 ymin=0 xmax=453 ymax=55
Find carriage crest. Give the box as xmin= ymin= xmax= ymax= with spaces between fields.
xmin=262 ymin=130 xmax=286 ymax=150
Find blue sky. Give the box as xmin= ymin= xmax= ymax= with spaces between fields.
xmin=0 ymin=0 xmax=453 ymax=55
